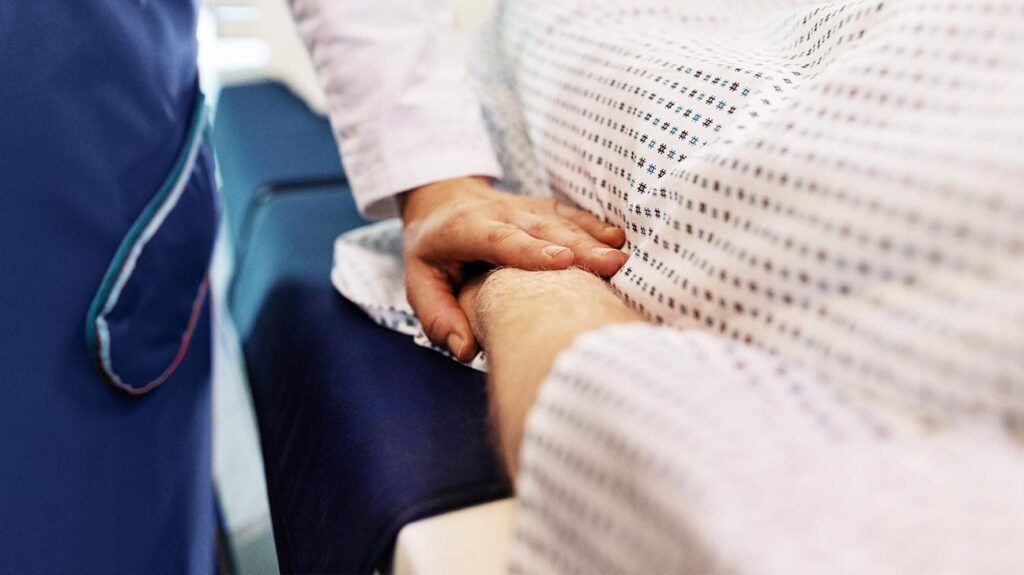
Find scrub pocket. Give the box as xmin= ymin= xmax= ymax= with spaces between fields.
xmin=85 ymin=94 xmax=218 ymax=396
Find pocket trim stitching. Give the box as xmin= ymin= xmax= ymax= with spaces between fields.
xmin=85 ymin=93 xmax=209 ymax=395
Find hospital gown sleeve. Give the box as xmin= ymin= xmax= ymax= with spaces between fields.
xmin=286 ymin=0 xmax=502 ymax=219
xmin=511 ymin=322 xmax=1024 ymax=575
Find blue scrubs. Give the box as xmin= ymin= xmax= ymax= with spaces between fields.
xmin=0 ymin=2 xmax=217 ymax=572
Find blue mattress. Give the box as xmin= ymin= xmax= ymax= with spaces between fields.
xmin=213 ymin=82 xmax=509 ymax=573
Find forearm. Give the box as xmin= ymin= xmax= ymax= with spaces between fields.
xmin=461 ymin=267 xmax=642 ymax=478
xmin=286 ymin=0 xmax=501 ymax=218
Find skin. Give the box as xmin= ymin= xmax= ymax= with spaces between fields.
xmin=399 ymin=176 xmax=628 ymax=362
xmin=456 ymin=266 xmax=642 ymax=478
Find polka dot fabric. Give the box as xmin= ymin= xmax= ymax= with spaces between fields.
xmin=478 ymin=0 xmax=1024 ymax=421
xmin=515 ymin=325 xmax=1024 ymax=574
xmin=472 ymin=0 xmax=1024 ymax=571
xmin=328 ymin=0 xmax=1024 ymax=571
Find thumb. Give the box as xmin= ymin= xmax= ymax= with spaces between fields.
xmin=405 ymin=259 xmax=478 ymax=362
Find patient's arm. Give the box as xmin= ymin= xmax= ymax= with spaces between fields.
xmin=458 ymin=267 xmax=642 ymax=478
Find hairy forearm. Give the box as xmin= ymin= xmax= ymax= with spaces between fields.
xmin=460 ymin=267 xmax=642 ymax=478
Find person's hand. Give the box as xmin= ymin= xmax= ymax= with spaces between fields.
xmin=399 ymin=176 xmax=627 ymax=362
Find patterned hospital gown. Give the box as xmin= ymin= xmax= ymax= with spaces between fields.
xmin=331 ymin=0 xmax=1024 ymax=572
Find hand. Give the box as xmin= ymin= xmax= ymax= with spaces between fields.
xmin=400 ymin=176 xmax=627 ymax=362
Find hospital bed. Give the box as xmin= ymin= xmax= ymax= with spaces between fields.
xmin=212 ymin=80 xmax=513 ymax=573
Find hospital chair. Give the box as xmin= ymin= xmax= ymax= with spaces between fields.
xmin=212 ymin=77 xmax=514 ymax=575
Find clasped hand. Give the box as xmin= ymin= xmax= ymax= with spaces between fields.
xmin=399 ymin=176 xmax=627 ymax=361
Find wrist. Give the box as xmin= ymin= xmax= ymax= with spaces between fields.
xmin=468 ymin=267 xmax=641 ymax=479
xmin=472 ymin=267 xmax=639 ymax=350
xmin=398 ymin=176 xmax=493 ymax=224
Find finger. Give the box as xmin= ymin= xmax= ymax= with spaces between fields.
xmin=464 ymin=222 xmax=577 ymax=270
xmin=513 ymin=213 xmax=628 ymax=277
xmin=405 ymin=259 xmax=478 ymax=362
xmin=553 ymin=201 xmax=626 ymax=248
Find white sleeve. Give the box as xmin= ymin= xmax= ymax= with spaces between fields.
xmin=511 ymin=323 xmax=1024 ymax=575
xmin=286 ymin=0 xmax=502 ymax=219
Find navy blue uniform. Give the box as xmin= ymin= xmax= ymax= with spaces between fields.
xmin=0 ymin=2 xmax=217 ymax=572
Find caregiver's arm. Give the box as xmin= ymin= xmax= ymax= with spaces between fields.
xmin=458 ymin=267 xmax=642 ymax=477
xmin=287 ymin=0 xmax=627 ymax=361
xmin=286 ymin=0 xmax=500 ymax=219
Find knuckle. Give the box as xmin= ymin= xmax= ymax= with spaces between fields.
xmin=527 ymin=218 xmax=554 ymax=236
xmin=517 ymin=241 xmax=538 ymax=257
xmin=436 ymin=223 xmax=459 ymax=247
xmin=561 ymin=220 xmax=585 ymax=234
xmin=575 ymin=206 xmax=598 ymax=221
xmin=569 ymin=237 xmax=596 ymax=253
xmin=521 ymin=197 xmax=547 ymax=215
xmin=486 ymin=225 xmax=521 ymax=249
xmin=569 ymin=206 xmax=597 ymax=223
xmin=422 ymin=312 xmax=447 ymax=343
xmin=445 ymin=204 xmax=476 ymax=228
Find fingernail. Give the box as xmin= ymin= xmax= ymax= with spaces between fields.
xmin=593 ymin=247 xmax=620 ymax=258
xmin=543 ymin=245 xmax=569 ymax=258
xmin=447 ymin=334 xmax=465 ymax=358
xmin=604 ymin=225 xmax=620 ymax=234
